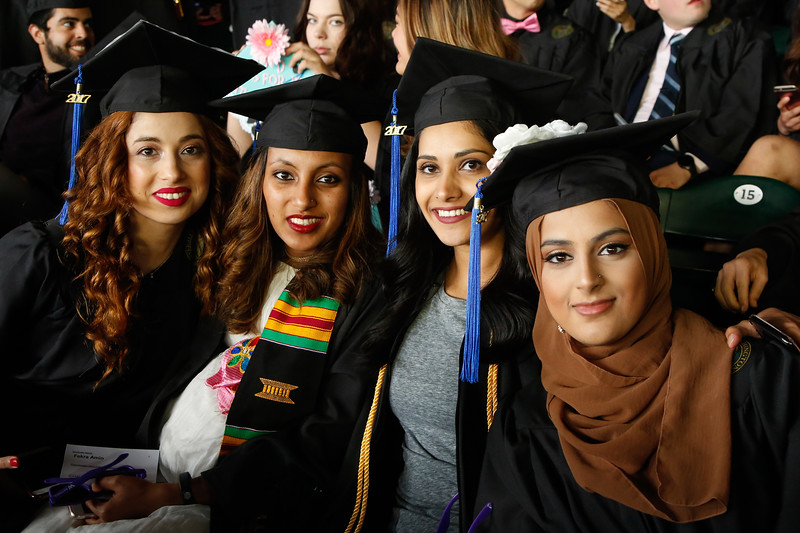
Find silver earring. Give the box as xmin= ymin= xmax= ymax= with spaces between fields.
xmin=557 ymin=324 xmax=564 ymax=333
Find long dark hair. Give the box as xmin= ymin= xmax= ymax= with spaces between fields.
xmin=368 ymin=119 xmax=536 ymax=357
xmin=212 ymin=148 xmax=384 ymax=333
xmin=295 ymin=0 xmax=392 ymax=85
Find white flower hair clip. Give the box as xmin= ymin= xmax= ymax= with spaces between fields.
xmin=486 ymin=120 xmax=588 ymax=173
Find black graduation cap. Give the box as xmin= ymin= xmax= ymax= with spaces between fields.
xmin=26 ymin=0 xmax=89 ymax=19
xmin=457 ymin=112 xmax=698 ymax=385
xmin=52 ymin=19 xmax=263 ymax=117
xmin=395 ymin=37 xmax=574 ymax=135
xmin=474 ymin=112 xmax=701 ymax=227
xmin=210 ymin=75 xmax=370 ymax=159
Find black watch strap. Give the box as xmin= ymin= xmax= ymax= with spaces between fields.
xmin=179 ymin=472 xmax=196 ymax=505
xmin=677 ymin=153 xmax=697 ymax=176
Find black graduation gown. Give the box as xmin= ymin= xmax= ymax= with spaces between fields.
xmin=564 ymin=0 xmax=659 ymax=63
xmin=732 ymin=207 xmax=800 ymax=316
xmin=0 ymin=221 xmax=217 ymax=492
xmin=472 ymin=337 xmax=800 ymax=532
xmin=200 ymin=275 xmax=388 ymax=532
xmin=585 ymin=13 xmax=777 ymax=175
xmin=508 ymin=9 xmax=603 ymax=126
xmin=342 ymin=282 xmax=542 ymax=533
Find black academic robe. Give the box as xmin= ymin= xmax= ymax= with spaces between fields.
xmin=472 ymin=336 xmax=800 ymax=532
xmin=564 ymin=0 xmax=658 ymax=62
xmin=586 ymin=13 xmax=777 ymax=175
xmin=732 ymin=207 xmax=800 ymax=316
xmin=502 ymin=4 xmax=602 ymax=126
xmin=0 ymin=221 xmax=219 ymax=495
xmin=201 ymin=275 xmax=388 ymax=532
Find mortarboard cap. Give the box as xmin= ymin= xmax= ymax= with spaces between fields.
xmin=26 ymin=0 xmax=90 ymax=19
xmin=459 ymin=112 xmax=698 ymax=384
xmin=396 ymin=37 xmax=574 ymax=136
xmin=52 ymin=19 xmax=263 ymax=117
xmin=384 ymin=37 xmax=575 ymax=257
xmin=475 ymin=112 xmax=701 ymax=229
xmin=210 ymin=75 xmax=370 ymax=160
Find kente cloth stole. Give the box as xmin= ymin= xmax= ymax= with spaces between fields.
xmin=220 ymin=290 xmax=340 ymax=456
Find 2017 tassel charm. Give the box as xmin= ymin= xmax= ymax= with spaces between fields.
xmin=58 ymin=64 xmax=90 ymax=225
xmin=385 ymin=89 xmax=404 ymax=256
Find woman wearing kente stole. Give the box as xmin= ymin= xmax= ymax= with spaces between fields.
xmin=82 ymin=76 xmax=385 ymax=530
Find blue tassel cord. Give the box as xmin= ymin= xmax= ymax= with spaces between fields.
xmin=251 ymin=120 xmax=261 ymax=155
xmin=58 ymin=65 xmax=87 ymax=225
xmin=386 ymin=89 xmax=402 ymax=256
xmin=462 ymin=177 xmax=488 ymax=383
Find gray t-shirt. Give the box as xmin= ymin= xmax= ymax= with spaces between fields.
xmin=390 ymin=284 xmax=465 ymax=532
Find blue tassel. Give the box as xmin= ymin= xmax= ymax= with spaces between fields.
xmin=462 ymin=177 xmax=487 ymax=383
xmin=58 ymin=64 xmax=85 ymax=226
xmin=251 ymin=120 xmax=261 ymax=155
xmin=386 ymin=89 xmax=401 ymax=257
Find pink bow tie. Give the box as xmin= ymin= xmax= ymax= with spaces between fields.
xmin=500 ymin=13 xmax=541 ymax=35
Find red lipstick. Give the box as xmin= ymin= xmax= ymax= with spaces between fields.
xmin=287 ymin=214 xmax=323 ymax=233
xmin=153 ymin=187 xmax=190 ymax=207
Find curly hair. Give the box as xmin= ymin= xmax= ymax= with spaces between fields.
xmin=397 ymin=0 xmax=518 ymax=60
xmin=295 ymin=0 xmax=392 ymax=85
xmin=61 ymin=111 xmax=239 ymax=381
xmin=213 ymin=148 xmax=384 ymax=334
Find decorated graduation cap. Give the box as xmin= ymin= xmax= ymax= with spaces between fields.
xmin=457 ymin=112 xmax=699 ymax=381
xmin=26 ymin=0 xmax=89 ymax=18
xmin=209 ymin=74 xmax=372 ymax=161
xmin=474 ymin=112 xmax=701 ymax=224
xmin=384 ymin=37 xmax=573 ymax=262
xmin=50 ymin=20 xmax=262 ymax=224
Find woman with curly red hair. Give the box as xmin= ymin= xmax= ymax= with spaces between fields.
xmin=0 ymin=20 xmax=259 ymax=529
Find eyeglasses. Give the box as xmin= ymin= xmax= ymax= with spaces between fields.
xmin=44 ymin=452 xmax=146 ymax=506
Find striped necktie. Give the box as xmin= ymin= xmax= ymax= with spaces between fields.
xmin=649 ymin=33 xmax=686 ymax=123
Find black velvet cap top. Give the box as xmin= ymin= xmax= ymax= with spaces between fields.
xmin=26 ymin=0 xmax=90 ymax=18
xmin=474 ymin=112 xmax=700 ymax=227
xmin=51 ymin=20 xmax=263 ymax=117
xmin=211 ymin=75 xmax=369 ymax=159
xmin=396 ymin=37 xmax=573 ymax=135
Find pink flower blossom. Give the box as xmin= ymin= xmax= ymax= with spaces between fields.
xmin=246 ymin=19 xmax=291 ymax=68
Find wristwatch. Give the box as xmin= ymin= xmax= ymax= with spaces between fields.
xmin=677 ymin=153 xmax=697 ymax=176
xmin=179 ymin=472 xmax=196 ymax=505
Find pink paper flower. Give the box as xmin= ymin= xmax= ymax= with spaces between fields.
xmin=246 ymin=19 xmax=291 ymax=68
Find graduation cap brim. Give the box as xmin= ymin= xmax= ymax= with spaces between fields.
xmin=470 ymin=112 xmax=700 ymax=220
xmin=395 ymin=37 xmax=574 ymax=134
xmin=209 ymin=74 xmax=380 ymax=124
xmin=52 ymin=20 xmax=263 ymax=110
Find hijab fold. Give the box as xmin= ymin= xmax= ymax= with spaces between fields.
xmin=527 ymin=199 xmax=733 ymax=522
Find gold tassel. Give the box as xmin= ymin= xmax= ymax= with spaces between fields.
xmin=486 ymin=363 xmax=498 ymax=431
xmin=345 ymin=364 xmax=387 ymax=533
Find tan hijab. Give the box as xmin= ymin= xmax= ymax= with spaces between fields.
xmin=527 ymin=199 xmax=733 ymax=522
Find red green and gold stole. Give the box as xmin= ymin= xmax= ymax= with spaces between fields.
xmin=220 ymin=289 xmax=340 ymax=456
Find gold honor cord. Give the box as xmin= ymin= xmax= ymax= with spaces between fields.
xmin=345 ymin=364 xmax=387 ymax=533
xmin=486 ymin=363 xmax=499 ymax=431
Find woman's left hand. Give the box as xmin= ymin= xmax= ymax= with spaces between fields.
xmin=286 ymin=42 xmax=335 ymax=77
xmin=83 ymin=475 xmax=180 ymax=523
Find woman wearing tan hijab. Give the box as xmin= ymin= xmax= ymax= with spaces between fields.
xmin=468 ymin=115 xmax=800 ymax=532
